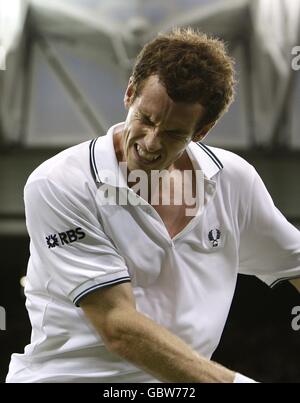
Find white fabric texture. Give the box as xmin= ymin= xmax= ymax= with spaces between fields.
xmin=6 ymin=123 xmax=300 ymax=383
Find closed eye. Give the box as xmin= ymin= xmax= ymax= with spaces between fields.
xmin=141 ymin=114 xmax=154 ymax=126
xmin=166 ymin=130 xmax=186 ymax=138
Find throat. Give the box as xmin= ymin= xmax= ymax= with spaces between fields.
xmin=152 ymin=203 xmax=197 ymax=239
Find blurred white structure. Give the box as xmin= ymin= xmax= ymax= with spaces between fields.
xmin=0 ymin=0 xmax=299 ymax=149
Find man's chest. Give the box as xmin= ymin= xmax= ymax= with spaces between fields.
xmin=148 ymin=166 xmax=198 ymax=239
xmin=152 ymin=203 xmax=195 ymax=239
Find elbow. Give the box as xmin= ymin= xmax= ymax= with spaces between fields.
xmin=102 ymin=328 xmax=124 ymax=355
xmin=105 ymin=337 xmax=127 ymax=356
xmin=100 ymin=317 xmax=133 ymax=357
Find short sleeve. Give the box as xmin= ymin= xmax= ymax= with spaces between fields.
xmin=239 ymin=168 xmax=300 ymax=287
xmin=24 ymin=178 xmax=131 ymax=306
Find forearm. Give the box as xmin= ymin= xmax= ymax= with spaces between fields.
xmin=99 ymin=309 xmax=235 ymax=383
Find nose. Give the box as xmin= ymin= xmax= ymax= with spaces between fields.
xmin=144 ymin=127 xmax=162 ymax=152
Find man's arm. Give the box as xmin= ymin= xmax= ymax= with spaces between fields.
xmin=290 ymin=279 xmax=300 ymax=293
xmin=80 ymin=282 xmax=235 ymax=383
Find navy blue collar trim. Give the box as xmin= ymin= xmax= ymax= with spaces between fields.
xmin=196 ymin=142 xmax=224 ymax=170
xmin=89 ymin=138 xmax=100 ymax=183
xmin=89 ymin=137 xmax=224 ymax=184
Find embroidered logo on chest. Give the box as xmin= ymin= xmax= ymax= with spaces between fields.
xmin=208 ymin=229 xmax=221 ymax=248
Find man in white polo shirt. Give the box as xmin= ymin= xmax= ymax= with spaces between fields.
xmin=7 ymin=28 xmax=300 ymax=383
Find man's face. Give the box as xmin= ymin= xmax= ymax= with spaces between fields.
xmin=120 ymin=75 xmax=207 ymax=174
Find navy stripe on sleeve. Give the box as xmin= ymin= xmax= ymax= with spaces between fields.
xmin=73 ymin=276 xmax=131 ymax=306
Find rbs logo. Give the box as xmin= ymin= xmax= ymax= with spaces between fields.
xmin=46 ymin=227 xmax=85 ymax=248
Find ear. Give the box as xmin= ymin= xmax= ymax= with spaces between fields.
xmin=124 ymin=77 xmax=135 ymax=109
xmin=192 ymin=121 xmax=216 ymax=142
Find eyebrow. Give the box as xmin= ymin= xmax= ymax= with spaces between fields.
xmin=139 ymin=110 xmax=186 ymax=134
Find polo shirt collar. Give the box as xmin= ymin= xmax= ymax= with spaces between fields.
xmin=188 ymin=141 xmax=224 ymax=180
xmin=89 ymin=123 xmax=128 ymax=188
xmin=90 ymin=122 xmax=223 ymax=186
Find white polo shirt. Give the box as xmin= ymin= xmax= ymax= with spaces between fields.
xmin=7 ymin=123 xmax=300 ymax=383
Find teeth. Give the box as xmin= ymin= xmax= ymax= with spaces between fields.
xmin=136 ymin=145 xmax=160 ymax=162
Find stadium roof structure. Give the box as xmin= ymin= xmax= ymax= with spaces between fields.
xmin=0 ymin=0 xmax=299 ymax=149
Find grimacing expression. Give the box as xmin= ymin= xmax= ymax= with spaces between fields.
xmin=121 ymin=75 xmax=208 ymax=173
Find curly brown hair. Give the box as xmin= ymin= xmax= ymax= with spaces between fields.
xmin=131 ymin=27 xmax=236 ymax=129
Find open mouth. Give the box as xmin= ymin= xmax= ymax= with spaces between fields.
xmin=134 ymin=143 xmax=162 ymax=165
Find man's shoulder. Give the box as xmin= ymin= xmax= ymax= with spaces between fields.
xmin=206 ymin=145 xmax=255 ymax=182
xmin=207 ymin=145 xmax=252 ymax=169
xmin=26 ymin=140 xmax=95 ymax=193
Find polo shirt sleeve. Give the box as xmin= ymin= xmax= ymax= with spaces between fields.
xmin=238 ymin=168 xmax=300 ymax=287
xmin=24 ymin=177 xmax=131 ymax=306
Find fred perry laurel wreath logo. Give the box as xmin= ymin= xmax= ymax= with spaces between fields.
xmin=208 ymin=229 xmax=221 ymax=248
xmin=46 ymin=228 xmax=85 ymax=248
